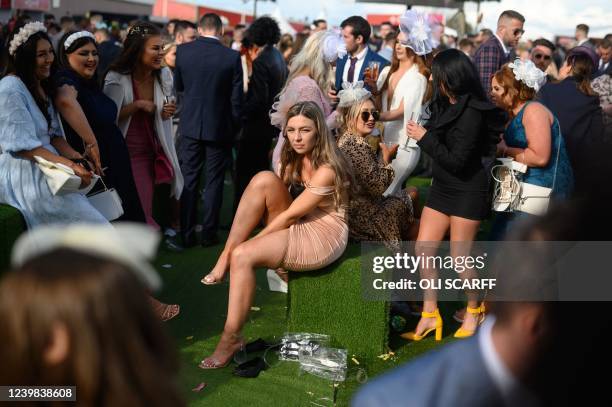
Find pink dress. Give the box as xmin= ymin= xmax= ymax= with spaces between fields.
xmin=125 ymin=79 xmax=173 ymax=229
xmin=271 ymin=76 xmax=338 ymax=173
xmin=281 ymin=183 xmax=348 ymax=271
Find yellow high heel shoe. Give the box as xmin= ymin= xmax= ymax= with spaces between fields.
xmin=401 ymin=309 xmax=443 ymax=341
xmin=454 ymin=304 xmax=486 ymax=339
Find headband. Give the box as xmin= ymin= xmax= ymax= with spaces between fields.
xmin=9 ymin=21 xmax=46 ymax=56
xmin=64 ymin=31 xmax=96 ymax=50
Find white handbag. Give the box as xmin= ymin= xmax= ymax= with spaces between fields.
xmin=491 ymin=132 xmax=562 ymax=216
xmin=87 ymin=178 xmax=124 ymax=221
xmin=35 ymin=155 xmax=98 ymax=196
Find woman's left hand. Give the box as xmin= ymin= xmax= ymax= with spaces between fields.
xmin=406 ymin=121 xmax=426 ymax=141
xmin=161 ymin=102 xmax=176 ymax=120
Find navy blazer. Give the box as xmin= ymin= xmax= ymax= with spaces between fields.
xmin=353 ymin=336 xmax=505 ymax=407
xmin=538 ymin=77 xmax=606 ymax=191
xmin=335 ymin=47 xmax=389 ymax=92
xmin=174 ymin=37 xmax=243 ymax=142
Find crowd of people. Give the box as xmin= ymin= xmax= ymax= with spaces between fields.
xmin=0 ymin=6 xmax=611 ymax=406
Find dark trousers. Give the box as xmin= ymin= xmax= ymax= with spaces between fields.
xmin=234 ymin=137 xmax=272 ymax=210
xmin=178 ymin=136 xmax=231 ymax=244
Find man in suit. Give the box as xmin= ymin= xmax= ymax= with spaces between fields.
xmin=596 ymin=38 xmax=611 ymax=77
xmin=332 ymin=16 xmax=389 ymax=99
xmin=575 ymin=23 xmax=595 ymax=50
xmin=234 ymin=17 xmax=288 ymax=209
xmin=474 ymin=10 xmax=525 ymax=98
xmin=175 ymin=13 xmax=243 ymax=247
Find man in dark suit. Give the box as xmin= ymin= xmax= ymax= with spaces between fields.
xmin=474 ymin=10 xmax=525 ymax=98
xmin=234 ymin=17 xmax=288 ymax=209
xmin=94 ymin=28 xmax=122 ymax=76
xmin=332 ymin=16 xmax=389 ymax=98
xmin=595 ymin=38 xmax=611 ymax=77
xmin=175 ymin=13 xmax=243 ymax=247
xmin=575 ymin=23 xmax=595 ymax=50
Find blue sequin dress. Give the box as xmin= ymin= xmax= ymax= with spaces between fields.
xmin=0 ymin=76 xmax=108 ymax=228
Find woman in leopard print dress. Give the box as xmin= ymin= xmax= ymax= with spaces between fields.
xmin=337 ymin=95 xmax=418 ymax=248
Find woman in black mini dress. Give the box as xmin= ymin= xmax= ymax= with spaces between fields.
xmin=403 ymin=49 xmax=505 ymax=341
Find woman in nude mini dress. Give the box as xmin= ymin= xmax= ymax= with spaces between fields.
xmin=199 ymin=101 xmax=354 ymax=369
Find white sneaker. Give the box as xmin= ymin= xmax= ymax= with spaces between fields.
xmin=266 ymin=269 xmax=288 ymax=293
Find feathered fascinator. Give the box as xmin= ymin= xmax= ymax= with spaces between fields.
xmin=508 ymin=58 xmax=547 ymax=92
xmin=321 ymin=30 xmax=347 ymax=63
xmin=398 ymin=10 xmax=434 ymax=56
xmin=337 ymin=81 xmax=371 ymax=108
xmin=9 ymin=21 xmax=46 ymax=56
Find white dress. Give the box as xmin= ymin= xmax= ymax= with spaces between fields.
xmin=0 ymin=76 xmax=108 ymax=228
xmin=377 ymin=65 xmax=427 ymax=197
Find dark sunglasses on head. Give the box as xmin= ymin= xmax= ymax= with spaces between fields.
xmin=360 ymin=110 xmax=380 ymax=122
xmin=513 ymin=28 xmax=525 ymax=36
xmin=534 ymin=53 xmax=551 ymax=61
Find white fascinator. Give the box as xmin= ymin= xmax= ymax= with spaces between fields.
xmin=321 ymin=30 xmax=347 ymax=63
xmin=11 ymin=223 xmax=162 ymax=291
xmin=337 ymin=81 xmax=372 ymax=108
xmin=399 ymin=10 xmax=434 ymax=56
xmin=508 ymin=58 xmax=547 ymax=92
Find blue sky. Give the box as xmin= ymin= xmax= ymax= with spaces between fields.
xmin=188 ymin=0 xmax=612 ymax=40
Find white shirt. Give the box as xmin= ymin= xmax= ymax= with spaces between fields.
xmin=203 ymin=35 xmax=219 ymax=40
xmin=342 ymin=46 xmax=368 ymax=84
xmin=478 ymin=317 xmax=539 ymax=407
xmin=494 ymin=33 xmax=509 ymax=56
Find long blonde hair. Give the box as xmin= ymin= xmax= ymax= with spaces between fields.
xmin=280 ymin=101 xmax=354 ymax=208
xmin=281 ymin=31 xmax=332 ymax=96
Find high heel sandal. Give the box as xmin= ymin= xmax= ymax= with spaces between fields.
xmin=453 ymin=304 xmax=486 ymax=339
xmin=401 ymin=309 xmax=443 ymax=341
xmin=198 ymin=334 xmax=245 ymax=369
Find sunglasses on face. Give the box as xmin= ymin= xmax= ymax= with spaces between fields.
xmin=513 ymin=28 xmax=525 ymax=36
xmin=360 ymin=110 xmax=380 ymax=122
xmin=534 ymin=53 xmax=551 ymax=61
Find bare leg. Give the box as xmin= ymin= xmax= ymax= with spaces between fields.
xmin=412 ymin=207 xmax=450 ymax=336
xmin=202 ymin=171 xmax=291 ymax=283
xmin=449 ymin=216 xmax=482 ymax=333
xmin=201 ymin=229 xmax=289 ymax=366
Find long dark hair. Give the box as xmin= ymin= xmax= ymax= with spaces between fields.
xmin=107 ymin=21 xmax=161 ymax=82
xmin=429 ymin=48 xmax=487 ymax=119
xmin=2 ymin=27 xmax=57 ymax=125
xmin=567 ymin=53 xmax=596 ymax=96
xmin=0 ymin=249 xmax=185 ymax=406
xmin=57 ymin=31 xmax=99 ymax=85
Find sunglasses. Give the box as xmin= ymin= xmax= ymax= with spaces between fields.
xmin=534 ymin=53 xmax=551 ymax=61
xmin=513 ymin=28 xmax=525 ymax=36
xmin=360 ymin=110 xmax=380 ymax=122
